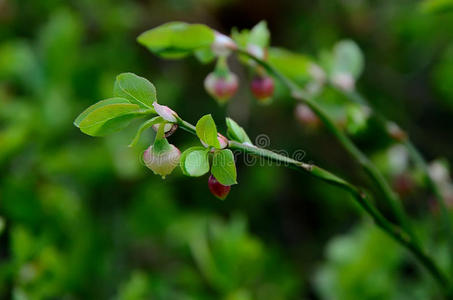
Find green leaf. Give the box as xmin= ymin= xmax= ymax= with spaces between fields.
xmin=74 ymin=98 xmax=131 ymax=127
xmin=194 ymin=47 xmax=216 ymax=64
xmin=128 ymin=116 xmax=164 ymax=147
xmin=226 ymin=118 xmax=251 ymax=143
xmin=77 ymin=98 xmax=142 ymax=136
xmin=268 ymin=47 xmax=312 ymax=84
xmin=137 ymin=22 xmax=215 ymax=59
xmin=114 ymin=72 xmax=157 ymax=109
xmin=196 ymin=114 xmax=220 ymax=148
xmin=249 ymin=21 xmax=270 ymax=48
xmin=211 ymin=149 xmax=237 ymax=185
xmin=332 ymin=40 xmax=364 ymax=79
xmin=180 ymin=147 xmax=210 ymax=177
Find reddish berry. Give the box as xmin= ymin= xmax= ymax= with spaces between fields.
xmin=250 ymin=76 xmax=274 ymax=101
xmin=204 ymin=72 xmax=239 ymax=103
xmin=208 ymin=174 xmax=231 ymax=200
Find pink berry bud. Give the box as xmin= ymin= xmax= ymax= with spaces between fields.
xmin=250 ymin=75 xmax=274 ymax=102
xmin=143 ymin=141 xmax=181 ymax=178
xmin=208 ymin=174 xmax=231 ymax=200
xmin=204 ymin=72 xmax=239 ymax=103
xmin=295 ymin=104 xmax=320 ymax=128
xmin=332 ymin=73 xmax=355 ymax=91
xmin=212 ymin=31 xmax=237 ymax=56
xmin=200 ymin=133 xmax=229 ymax=149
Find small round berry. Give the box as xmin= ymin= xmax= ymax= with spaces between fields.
xmin=204 ymin=72 xmax=239 ymax=104
xmin=208 ymin=174 xmax=231 ymax=200
xmin=250 ymin=75 xmax=274 ymax=102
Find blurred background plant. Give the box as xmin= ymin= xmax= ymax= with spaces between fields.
xmin=1 ymin=0 xmax=453 ymax=299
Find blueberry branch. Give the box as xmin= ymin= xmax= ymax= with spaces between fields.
xmin=236 ymin=48 xmax=420 ymax=245
xmin=173 ymin=114 xmax=450 ymax=293
xmin=333 ymin=84 xmax=453 ymax=270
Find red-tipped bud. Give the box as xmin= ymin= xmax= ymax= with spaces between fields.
xmin=143 ymin=140 xmax=181 ymax=178
xmin=250 ymin=76 xmax=274 ymax=102
xmin=204 ymin=72 xmax=239 ymax=103
xmin=200 ymin=133 xmax=229 ymax=149
xmin=208 ymin=174 xmax=231 ymax=200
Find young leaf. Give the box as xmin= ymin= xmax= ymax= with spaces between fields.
xmin=196 ymin=114 xmax=220 ymax=149
xmin=332 ymin=40 xmax=364 ymax=79
xmin=114 ymin=73 xmax=157 ymax=109
xmin=77 ymin=98 xmax=142 ymax=136
xmin=128 ymin=116 xmax=164 ymax=147
xmin=249 ymin=21 xmax=270 ymax=48
xmin=211 ymin=149 xmax=237 ymax=185
xmin=137 ymin=22 xmax=215 ymax=59
xmin=194 ymin=47 xmax=216 ymax=64
xmin=268 ymin=47 xmax=312 ymax=84
xmin=180 ymin=147 xmax=210 ymax=177
xmin=74 ymin=98 xmax=131 ymax=127
xmin=226 ymin=118 xmax=252 ymax=143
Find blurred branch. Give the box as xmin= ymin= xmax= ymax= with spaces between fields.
xmin=174 ymin=115 xmax=450 ymax=293
xmin=236 ymin=48 xmax=420 ymax=247
xmin=333 ymin=84 xmax=453 ymax=276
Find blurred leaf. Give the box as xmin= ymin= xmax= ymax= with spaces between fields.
xmin=420 ymin=0 xmax=453 ymax=13
xmin=196 ymin=114 xmax=220 ymax=148
xmin=226 ymin=118 xmax=252 ymax=144
xmin=137 ymin=22 xmax=215 ymax=59
xmin=249 ymin=21 xmax=270 ymax=48
xmin=331 ymin=40 xmax=364 ymax=79
xmin=268 ymin=47 xmax=312 ymax=84
xmin=194 ymin=47 xmax=216 ymax=64
xmin=76 ymin=98 xmax=142 ymax=136
xmin=114 ymin=73 xmax=157 ymax=109
xmin=211 ymin=149 xmax=237 ymax=185
xmin=180 ymin=147 xmax=210 ymax=177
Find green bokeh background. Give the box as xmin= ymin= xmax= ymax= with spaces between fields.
xmin=1 ymin=0 xmax=453 ymax=299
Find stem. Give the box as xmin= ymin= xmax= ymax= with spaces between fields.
xmin=236 ymin=48 xmax=419 ymax=246
xmin=230 ymin=140 xmax=450 ymax=292
xmin=174 ymin=115 xmax=450 ymax=292
xmin=335 ymin=84 xmax=453 ymax=273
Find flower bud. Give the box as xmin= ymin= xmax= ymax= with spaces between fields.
xmin=295 ymin=104 xmax=320 ymax=128
xmin=208 ymin=174 xmax=231 ymax=200
xmin=204 ymin=72 xmax=239 ymax=103
xmin=212 ymin=31 xmax=237 ymax=56
xmin=143 ymin=139 xmax=181 ymax=178
xmin=332 ymin=73 xmax=355 ymax=91
xmin=386 ymin=122 xmax=407 ymax=142
xmin=250 ymin=75 xmax=274 ymax=102
xmin=200 ymin=133 xmax=229 ymax=149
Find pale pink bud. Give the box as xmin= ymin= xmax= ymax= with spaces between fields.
xmin=143 ymin=143 xmax=181 ymax=178
xmin=204 ymin=72 xmax=239 ymax=103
